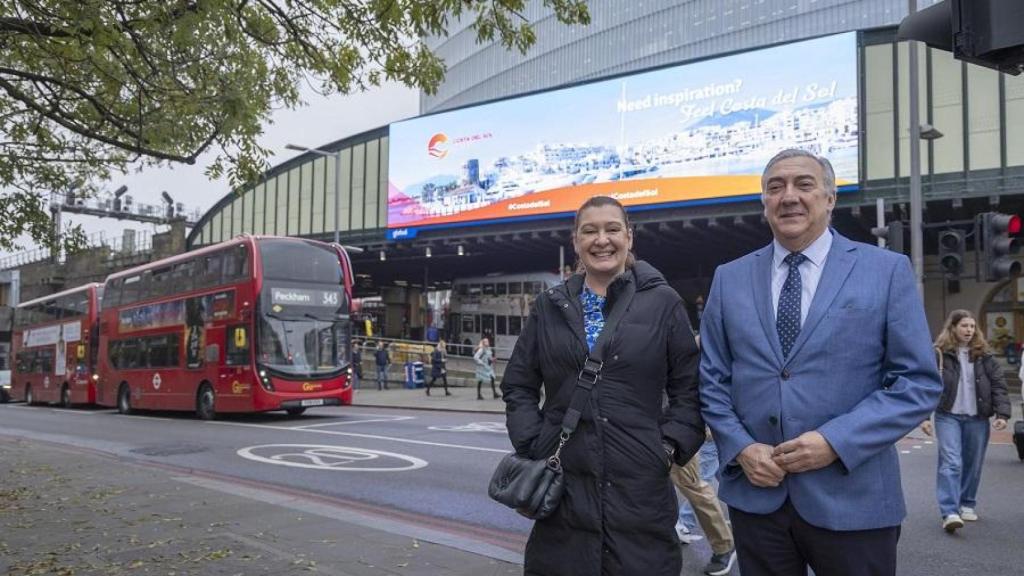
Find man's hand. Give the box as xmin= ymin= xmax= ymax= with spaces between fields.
xmin=920 ymin=420 xmax=934 ymax=436
xmin=993 ymin=418 xmax=1008 ymax=431
xmin=737 ymin=443 xmax=787 ymax=487
xmin=772 ymin=431 xmax=838 ymax=473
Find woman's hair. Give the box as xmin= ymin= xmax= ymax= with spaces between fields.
xmin=437 ymin=340 xmax=446 ymax=350
xmin=572 ymin=195 xmax=636 ymax=274
xmin=934 ymin=309 xmax=990 ymax=360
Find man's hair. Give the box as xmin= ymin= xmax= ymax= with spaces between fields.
xmin=761 ymin=149 xmax=837 ymax=198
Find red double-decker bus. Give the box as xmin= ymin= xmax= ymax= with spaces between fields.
xmin=97 ymin=236 xmax=354 ymax=418
xmin=11 ymin=283 xmax=104 ymax=407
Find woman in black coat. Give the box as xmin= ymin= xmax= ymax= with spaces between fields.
xmin=427 ymin=340 xmax=450 ymax=396
xmin=501 ymin=196 xmax=705 ymax=576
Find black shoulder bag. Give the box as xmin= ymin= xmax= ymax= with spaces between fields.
xmin=488 ymin=277 xmax=635 ymax=520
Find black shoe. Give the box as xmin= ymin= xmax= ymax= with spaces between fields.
xmin=477 ymin=394 xmax=484 ymax=400
xmin=493 ymin=392 xmax=500 ymax=399
xmin=703 ymin=549 xmax=736 ymax=576
xmin=445 ymin=391 xmax=452 ymax=396
xmin=426 ymin=388 xmax=430 ymax=396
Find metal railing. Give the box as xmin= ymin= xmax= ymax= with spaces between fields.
xmin=0 ymin=230 xmax=155 ymax=270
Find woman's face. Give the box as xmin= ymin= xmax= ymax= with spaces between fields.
xmin=481 ymin=338 xmax=489 ymax=348
xmin=573 ymin=204 xmax=633 ymax=278
xmin=954 ymin=317 xmax=976 ymax=345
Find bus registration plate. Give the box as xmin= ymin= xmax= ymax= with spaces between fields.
xmin=300 ymin=399 xmax=325 ymax=407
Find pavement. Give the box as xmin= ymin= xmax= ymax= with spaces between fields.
xmin=3 ymin=387 xmax=1019 ymax=576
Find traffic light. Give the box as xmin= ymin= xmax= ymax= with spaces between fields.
xmin=898 ymin=1 xmax=1024 ymax=75
xmin=938 ymin=229 xmax=965 ymax=278
xmin=978 ymin=212 xmax=1022 ymax=282
xmin=871 ymin=221 xmax=905 ymax=254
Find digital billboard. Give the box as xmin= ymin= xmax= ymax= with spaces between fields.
xmin=387 ymin=32 xmax=858 ymax=235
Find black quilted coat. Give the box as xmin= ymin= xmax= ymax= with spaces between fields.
xmin=501 ymin=261 xmax=705 ymax=576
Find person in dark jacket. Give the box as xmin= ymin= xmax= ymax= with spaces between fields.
xmin=374 ymin=342 xmax=390 ymax=391
xmin=501 ymin=195 xmax=705 ymax=576
xmin=351 ymin=341 xmax=363 ymax=389
xmin=922 ymin=309 xmax=1010 ymax=533
xmin=427 ymin=340 xmax=451 ymax=396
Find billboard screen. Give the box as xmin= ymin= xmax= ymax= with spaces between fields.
xmin=387 ymin=32 xmax=858 ymax=234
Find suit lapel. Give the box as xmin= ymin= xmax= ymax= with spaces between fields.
xmin=785 ymin=232 xmax=858 ymax=363
xmin=752 ymin=244 xmax=784 ymax=367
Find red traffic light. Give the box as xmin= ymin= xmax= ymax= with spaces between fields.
xmin=1009 ymin=214 xmax=1021 ymax=235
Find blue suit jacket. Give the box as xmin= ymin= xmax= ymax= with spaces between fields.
xmin=699 ymin=232 xmax=941 ymax=531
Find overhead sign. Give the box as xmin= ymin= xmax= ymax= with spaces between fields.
xmin=387 ymin=32 xmax=858 ymax=233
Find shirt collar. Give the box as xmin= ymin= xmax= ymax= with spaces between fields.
xmin=773 ymin=228 xmax=833 ymax=270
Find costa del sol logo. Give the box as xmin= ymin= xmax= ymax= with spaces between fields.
xmin=427 ymin=133 xmax=448 ymax=159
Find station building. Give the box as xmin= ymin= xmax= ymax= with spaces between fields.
xmin=187 ymin=0 xmax=1024 ymax=349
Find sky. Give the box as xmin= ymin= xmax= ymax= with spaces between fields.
xmin=1 ymin=80 xmax=419 ymax=259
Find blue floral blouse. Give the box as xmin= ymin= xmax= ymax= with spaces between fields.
xmin=579 ymin=286 xmax=607 ymax=352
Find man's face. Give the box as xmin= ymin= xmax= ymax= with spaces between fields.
xmin=762 ymin=156 xmax=835 ymax=251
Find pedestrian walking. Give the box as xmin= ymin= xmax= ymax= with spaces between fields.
xmin=474 ymin=337 xmax=498 ymax=400
xmin=672 ymin=433 xmax=735 ymax=575
xmin=670 ymin=437 xmax=736 ymax=576
xmin=922 ymin=309 xmax=1010 ymax=533
xmin=700 ymin=149 xmax=941 ymax=576
xmin=351 ymin=341 xmax=363 ymax=390
xmin=374 ymin=342 xmax=390 ymax=391
xmin=427 ymin=340 xmax=451 ymax=396
xmin=501 ymin=195 xmax=705 ymax=576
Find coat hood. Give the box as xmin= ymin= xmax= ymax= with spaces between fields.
xmin=631 ymin=260 xmax=667 ymax=291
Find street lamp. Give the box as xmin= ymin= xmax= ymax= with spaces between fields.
xmin=285 ymin=143 xmax=342 ymax=245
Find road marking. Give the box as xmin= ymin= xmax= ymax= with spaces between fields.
xmin=428 ymin=421 xmax=507 ymax=433
xmin=50 ymin=408 xmax=103 ymax=415
xmin=209 ymin=420 xmax=509 ymax=453
xmin=290 ymin=414 xmax=415 ymax=429
xmin=237 ymin=444 xmax=427 ymax=471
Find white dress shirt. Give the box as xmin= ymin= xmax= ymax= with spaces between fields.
xmin=771 ymin=229 xmax=833 ymax=326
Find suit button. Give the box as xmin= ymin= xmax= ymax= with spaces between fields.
xmin=781 ymin=370 xmax=790 ymax=380
xmin=769 ymin=416 xmax=779 ymax=425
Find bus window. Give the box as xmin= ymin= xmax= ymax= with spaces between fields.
xmin=121 ymin=275 xmax=141 ymax=305
xmin=509 ymin=316 xmax=523 ymax=336
xmin=496 ymin=315 xmax=507 ymax=336
xmin=151 ymin=266 xmax=173 ymax=299
xmin=482 ymin=283 xmax=495 ymax=296
xmin=468 ymin=284 xmax=481 ymax=298
xmin=198 ymin=253 xmax=223 ymax=288
xmin=104 ymin=278 xmax=122 ymax=308
xmin=508 ymin=282 xmax=523 ymax=295
xmin=474 ymin=314 xmax=481 ymax=334
xmin=223 ymin=245 xmax=249 ymax=281
xmin=530 ymin=282 xmax=543 ymax=295
xmin=495 ymin=283 xmax=507 ymax=296
xmin=172 ymin=260 xmax=196 ymax=292
xmin=147 ymin=335 xmax=180 ymax=368
xmin=462 ymin=316 xmax=474 ymax=334
xmin=481 ymin=314 xmax=494 ymax=339
xmin=456 ymin=284 xmax=468 ymax=296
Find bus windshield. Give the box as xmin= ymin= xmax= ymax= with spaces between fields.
xmin=259 ymin=313 xmax=350 ymax=377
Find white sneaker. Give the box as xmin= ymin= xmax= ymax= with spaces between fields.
xmin=959 ymin=507 xmax=978 ymax=521
xmin=943 ymin=514 xmax=964 ymax=533
xmin=675 ymin=524 xmax=705 ymax=545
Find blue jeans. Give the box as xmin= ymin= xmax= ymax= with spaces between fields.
xmin=935 ymin=411 xmax=991 ymax=518
xmin=678 ymin=439 xmax=719 ymax=530
xmin=376 ymin=366 xmax=388 ymax=390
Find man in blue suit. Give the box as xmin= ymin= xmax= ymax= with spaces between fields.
xmin=700 ymin=149 xmax=941 ymax=576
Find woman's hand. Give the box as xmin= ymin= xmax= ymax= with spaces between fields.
xmin=920 ymin=420 xmax=934 ymax=436
xmin=993 ymin=418 xmax=1008 ymax=431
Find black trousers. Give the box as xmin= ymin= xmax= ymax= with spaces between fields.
xmin=730 ymin=500 xmax=900 ymax=576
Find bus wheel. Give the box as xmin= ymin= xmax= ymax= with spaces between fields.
xmin=25 ymin=385 xmax=34 ymax=405
xmin=117 ymin=383 xmax=133 ymax=415
xmin=60 ymin=385 xmax=71 ymax=408
xmin=196 ymin=384 xmax=216 ymax=421
xmin=286 ymin=407 xmax=306 ymax=417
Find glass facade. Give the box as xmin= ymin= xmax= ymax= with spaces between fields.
xmin=189 ymin=130 xmax=388 ymax=248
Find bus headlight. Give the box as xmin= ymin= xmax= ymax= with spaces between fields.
xmin=92 ymin=374 xmax=99 ymax=381
xmin=258 ymin=369 xmax=274 ymax=391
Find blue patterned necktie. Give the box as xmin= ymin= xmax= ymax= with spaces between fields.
xmin=777 ymin=252 xmax=807 ymax=358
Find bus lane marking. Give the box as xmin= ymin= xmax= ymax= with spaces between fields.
xmin=290 ymin=414 xmax=415 ymax=429
xmin=208 ymin=420 xmax=509 ymax=453
xmin=237 ymin=444 xmax=427 ymax=471
xmin=428 ymin=422 xmax=507 ymax=433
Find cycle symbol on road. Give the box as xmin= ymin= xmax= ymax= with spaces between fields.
xmin=236 ymin=444 xmax=427 ymax=472
xmin=428 ymin=422 xmax=507 ymax=433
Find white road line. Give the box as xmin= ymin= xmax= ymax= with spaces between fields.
xmin=290 ymin=415 xmax=415 ymax=429
xmin=207 ymin=420 xmax=509 ymax=454
xmin=50 ymin=408 xmax=104 ymax=415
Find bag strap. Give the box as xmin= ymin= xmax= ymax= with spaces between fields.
xmin=935 ymin=346 xmax=943 ymax=373
xmin=558 ymin=275 xmax=637 ymax=438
